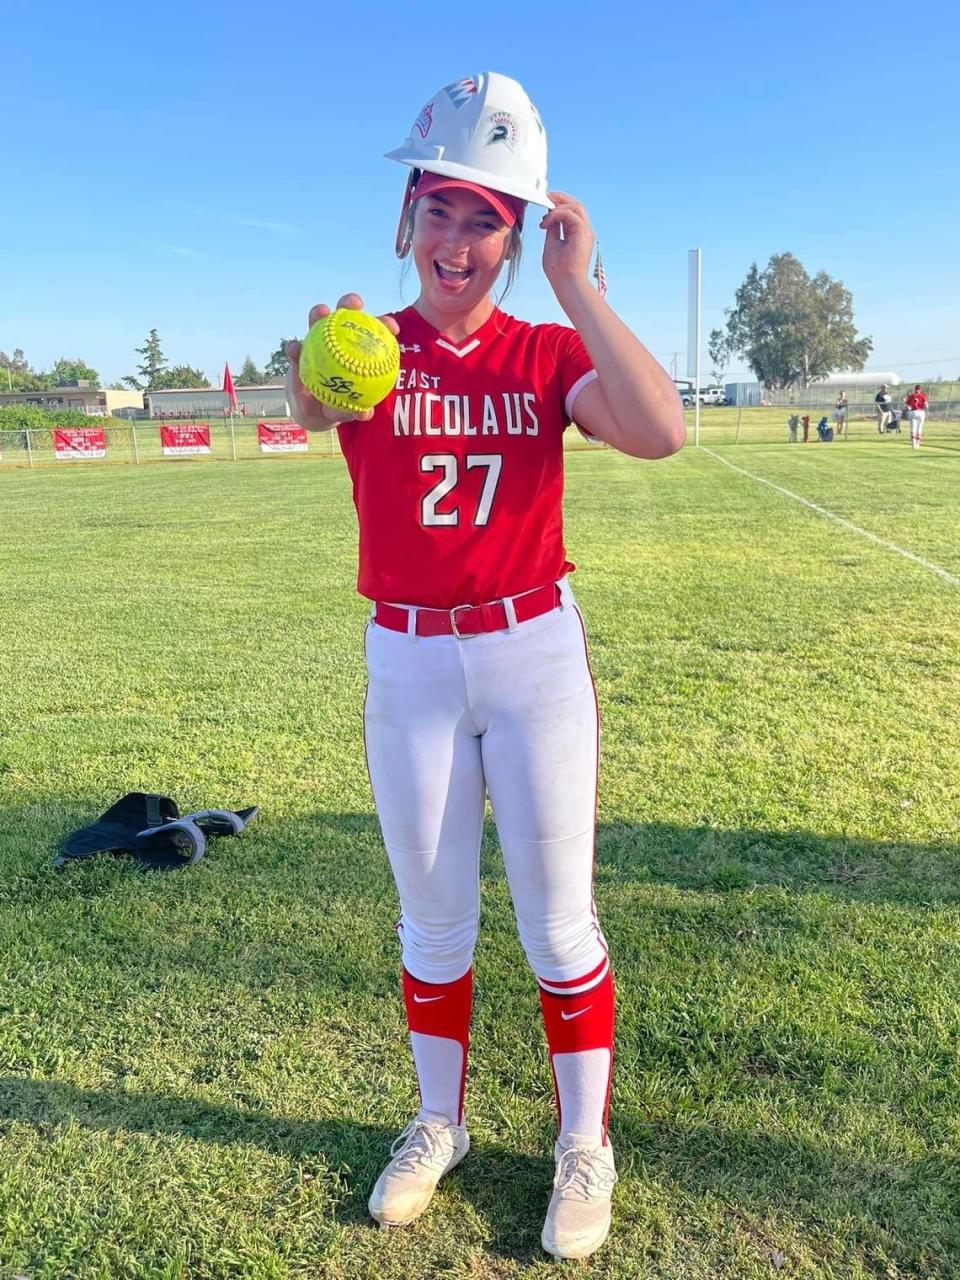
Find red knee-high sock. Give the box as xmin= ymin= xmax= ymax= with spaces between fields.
xmin=538 ymin=959 xmax=615 ymax=1143
xmin=402 ymin=968 xmax=473 ymax=1126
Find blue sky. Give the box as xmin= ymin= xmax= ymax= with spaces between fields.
xmin=3 ymin=0 xmax=957 ymax=387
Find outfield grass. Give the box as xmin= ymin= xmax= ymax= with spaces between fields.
xmin=1 ymin=442 xmax=959 ymax=1279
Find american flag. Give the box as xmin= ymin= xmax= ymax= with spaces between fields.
xmin=592 ymin=244 xmax=607 ymax=298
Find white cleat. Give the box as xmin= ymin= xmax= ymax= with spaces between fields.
xmin=368 ymin=1111 xmax=470 ymax=1227
xmin=541 ymin=1134 xmax=618 ymax=1260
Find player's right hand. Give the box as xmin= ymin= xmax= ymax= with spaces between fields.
xmin=285 ymin=293 xmax=400 ymax=430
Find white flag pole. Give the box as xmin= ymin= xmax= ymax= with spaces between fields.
xmin=687 ymin=249 xmax=702 ymax=448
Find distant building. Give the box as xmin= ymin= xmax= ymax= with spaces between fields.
xmin=144 ymin=383 xmax=288 ymax=419
xmin=725 ymin=382 xmax=764 ymax=407
xmin=0 ymin=385 xmax=143 ymax=416
xmin=799 ymin=371 xmax=901 ymax=390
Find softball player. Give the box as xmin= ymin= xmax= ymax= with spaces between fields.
xmin=906 ymin=384 xmax=928 ymax=449
xmin=285 ymin=72 xmax=685 ymax=1260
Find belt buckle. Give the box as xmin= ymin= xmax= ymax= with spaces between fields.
xmin=449 ymin=603 xmax=478 ymax=639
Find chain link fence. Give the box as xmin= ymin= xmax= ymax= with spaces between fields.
xmin=694 ymin=384 xmax=960 ymax=448
xmin=0 ymin=415 xmax=608 ymax=471
xmin=0 ymin=419 xmax=343 ymax=469
xmin=5 ymin=399 xmax=956 ymax=469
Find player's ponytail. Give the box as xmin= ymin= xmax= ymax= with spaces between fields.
xmin=497 ymin=226 xmax=523 ymax=302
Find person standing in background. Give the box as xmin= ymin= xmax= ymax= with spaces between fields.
xmin=833 ymin=390 xmax=848 ymax=436
xmin=875 ymin=385 xmax=893 ymax=433
xmin=905 ymin=385 xmax=928 ymax=449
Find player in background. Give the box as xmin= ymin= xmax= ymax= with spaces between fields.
xmin=875 ymin=384 xmax=893 ymax=433
xmin=833 ymin=390 xmax=848 ymax=436
xmin=905 ymin=384 xmax=928 ymax=449
xmin=284 ymin=73 xmax=685 ymax=1260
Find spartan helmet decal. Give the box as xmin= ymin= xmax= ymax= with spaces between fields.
xmin=484 ymin=111 xmax=518 ymax=151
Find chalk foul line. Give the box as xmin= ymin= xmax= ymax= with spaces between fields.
xmin=699 ymin=447 xmax=959 ymax=588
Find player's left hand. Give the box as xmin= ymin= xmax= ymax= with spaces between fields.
xmin=540 ymin=191 xmax=596 ymax=294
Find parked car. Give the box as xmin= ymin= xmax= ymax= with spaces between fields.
xmin=681 ymin=386 xmax=728 ymax=407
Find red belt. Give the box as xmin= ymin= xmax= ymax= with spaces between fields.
xmin=374 ymin=583 xmax=562 ymax=638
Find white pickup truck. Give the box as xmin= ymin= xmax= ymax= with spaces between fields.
xmin=678 ymin=385 xmax=728 ymax=407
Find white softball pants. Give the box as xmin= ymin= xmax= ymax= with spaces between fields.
xmin=909 ymin=409 xmax=926 ymax=438
xmin=363 ymin=577 xmax=608 ymax=987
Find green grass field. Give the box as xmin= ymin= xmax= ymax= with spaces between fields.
xmin=2 ymin=439 xmax=959 ymax=1279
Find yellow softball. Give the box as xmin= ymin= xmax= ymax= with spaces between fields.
xmin=299 ymin=308 xmax=400 ymax=413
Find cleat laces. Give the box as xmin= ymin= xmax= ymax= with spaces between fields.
xmin=388 ymin=1119 xmax=450 ymax=1175
xmin=554 ymin=1146 xmax=617 ymax=1201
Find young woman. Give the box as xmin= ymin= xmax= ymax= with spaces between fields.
xmin=905 ymin=384 xmax=928 ymax=449
xmin=284 ymin=72 xmax=685 ymax=1260
xmin=833 ymin=390 xmax=848 ymax=436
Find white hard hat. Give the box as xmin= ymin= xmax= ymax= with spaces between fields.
xmin=385 ymin=72 xmax=552 ymax=209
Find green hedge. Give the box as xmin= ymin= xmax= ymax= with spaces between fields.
xmin=0 ymin=404 xmax=116 ymax=432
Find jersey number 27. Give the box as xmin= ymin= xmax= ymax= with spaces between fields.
xmin=420 ymin=453 xmax=503 ymax=528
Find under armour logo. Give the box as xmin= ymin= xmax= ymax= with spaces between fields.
xmin=399 ymin=343 xmax=422 ymax=353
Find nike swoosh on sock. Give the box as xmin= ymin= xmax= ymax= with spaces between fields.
xmin=560 ymin=1006 xmax=592 ymax=1021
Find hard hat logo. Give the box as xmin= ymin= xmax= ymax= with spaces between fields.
xmin=485 ymin=112 xmax=519 ymax=152
xmin=445 ymin=78 xmax=479 ymax=109
xmin=414 ymin=103 xmax=434 ymax=140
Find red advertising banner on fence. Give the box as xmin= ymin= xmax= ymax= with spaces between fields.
xmin=160 ymin=423 xmax=211 ymax=456
xmin=257 ymin=421 xmax=308 ymax=453
xmin=53 ymin=428 xmax=107 ymax=460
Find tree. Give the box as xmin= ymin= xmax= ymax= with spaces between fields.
xmin=238 ymin=355 xmax=264 ymax=385
xmin=0 ymin=349 xmax=46 ymax=391
xmin=123 ymin=329 xmax=168 ymax=390
xmin=150 ymin=365 xmax=211 ymax=390
xmin=265 ymin=340 xmax=292 ymax=378
xmin=722 ymin=253 xmax=872 ymax=391
xmin=0 ymin=349 xmax=30 ymax=379
xmin=47 ymin=357 xmax=101 ymax=388
xmin=707 ymin=329 xmax=729 ymax=387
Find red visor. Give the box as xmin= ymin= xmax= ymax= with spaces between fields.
xmin=411 ymin=171 xmax=525 ymax=228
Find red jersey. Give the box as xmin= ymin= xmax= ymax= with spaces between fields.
xmin=906 ymin=390 xmax=927 ymax=410
xmin=337 ymin=305 xmax=596 ymax=608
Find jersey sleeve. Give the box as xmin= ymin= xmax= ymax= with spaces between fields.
xmin=552 ymin=326 xmax=597 ymax=424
